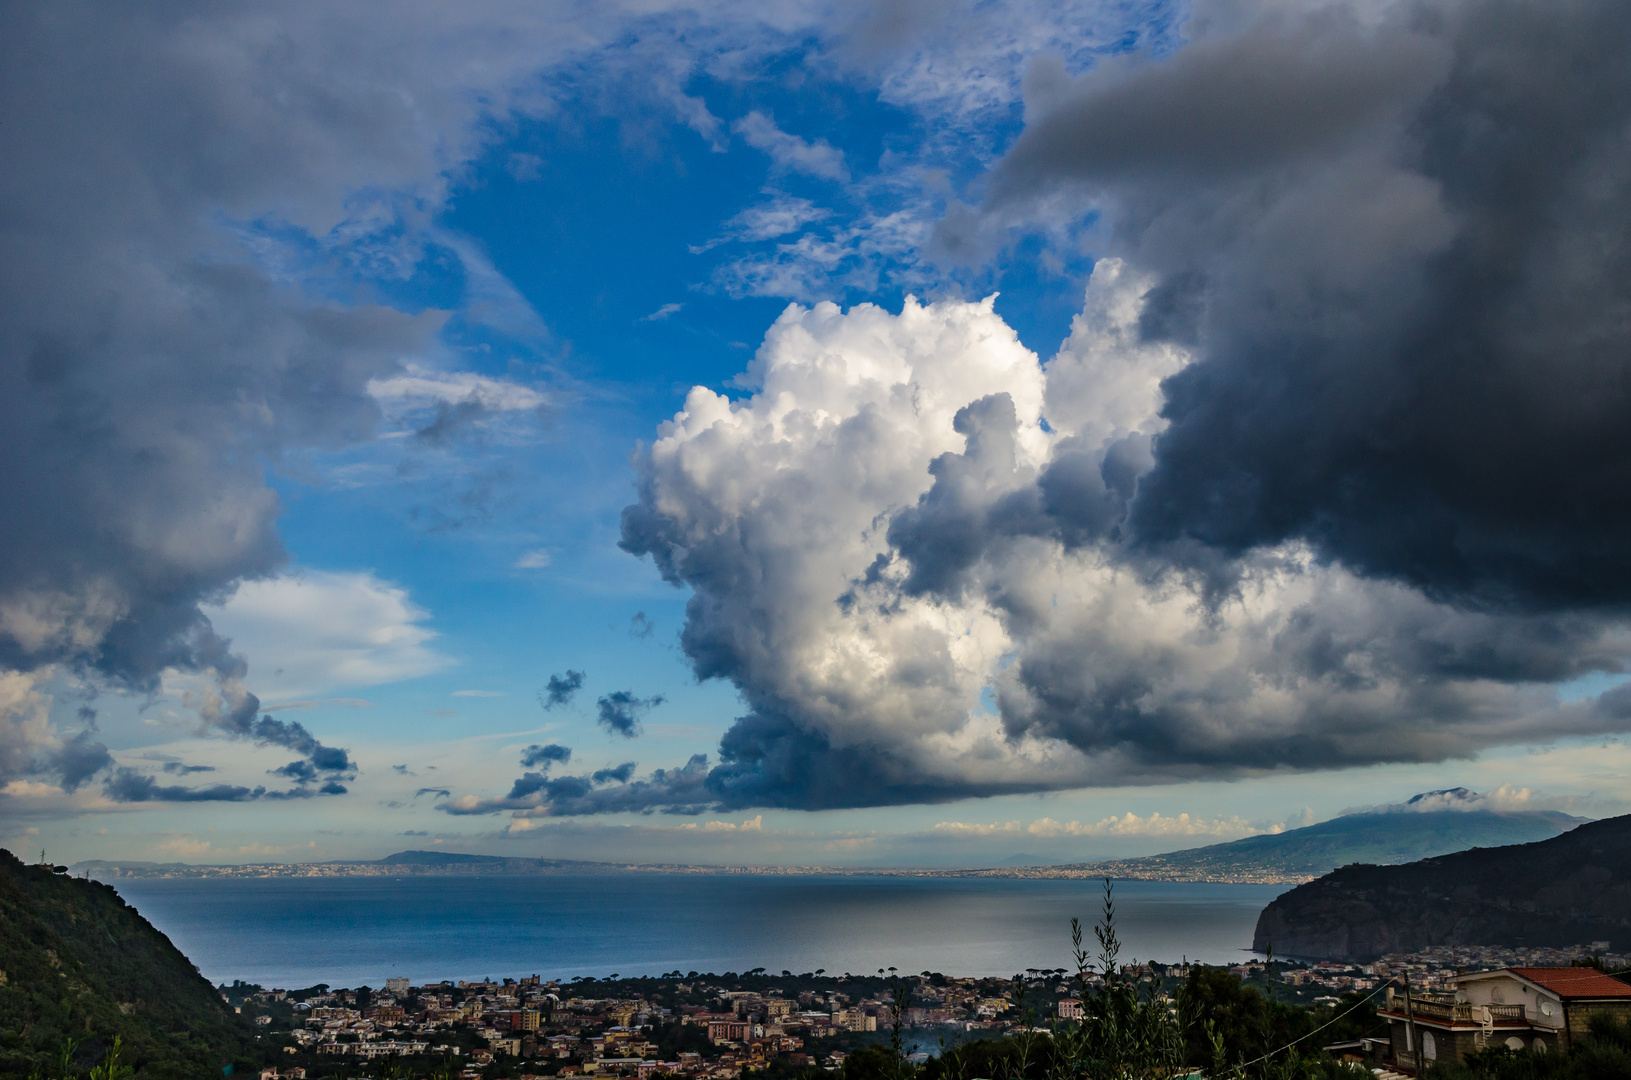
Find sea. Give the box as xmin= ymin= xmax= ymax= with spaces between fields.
xmin=106 ymin=873 xmax=1287 ymax=990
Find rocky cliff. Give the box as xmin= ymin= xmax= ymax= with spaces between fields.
xmin=1253 ymin=814 xmax=1631 ymax=961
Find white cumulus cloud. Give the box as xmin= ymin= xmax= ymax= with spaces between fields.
xmin=930 ymin=812 xmax=1283 ymax=840
xmin=205 ymin=570 xmax=452 ymax=699
xmin=612 ymin=260 xmax=1631 ymax=814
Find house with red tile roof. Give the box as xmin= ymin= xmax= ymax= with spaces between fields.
xmin=1379 ymin=967 xmax=1631 ymax=1073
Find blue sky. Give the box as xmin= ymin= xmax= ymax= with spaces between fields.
xmin=5 ymin=0 xmax=1631 ymax=867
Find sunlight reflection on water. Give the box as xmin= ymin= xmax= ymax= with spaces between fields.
xmin=110 ymin=873 xmax=1289 ymax=987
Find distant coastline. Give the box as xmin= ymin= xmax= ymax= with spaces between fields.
xmin=74 ymin=851 xmax=1309 ymax=885
xmin=75 ymin=801 xmax=1584 ymax=886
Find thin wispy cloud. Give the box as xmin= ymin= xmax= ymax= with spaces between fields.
xmin=732 ymin=112 xmax=850 ymax=182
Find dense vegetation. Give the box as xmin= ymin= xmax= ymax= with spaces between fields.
xmin=0 ymin=848 xmax=254 ymax=1079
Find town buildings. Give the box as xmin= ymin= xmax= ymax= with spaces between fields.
xmin=237 ymin=955 xmax=1631 ymax=1080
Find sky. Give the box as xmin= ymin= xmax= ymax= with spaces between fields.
xmin=4 ymin=0 xmax=1631 ymax=869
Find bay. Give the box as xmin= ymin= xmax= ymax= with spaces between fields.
xmin=107 ymin=873 xmax=1287 ymax=989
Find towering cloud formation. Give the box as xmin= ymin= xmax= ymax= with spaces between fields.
xmin=611 ymin=266 xmax=1631 ymax=815
xmin=605 ymin=0 xmax=1631 ymax=815
xmin=613 ymin=0 xmax=1631 ymax=815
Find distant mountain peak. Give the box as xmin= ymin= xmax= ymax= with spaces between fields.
xmin=1405 ymin=787 xmax=1477 ymax=806
xmin=1341 ymin=784 xmax=1584 ymax=818
xmin=374 ymin=850 xmax=508 ymax=865
xmin=1057 ymin=798 xmax=1588 ymax=884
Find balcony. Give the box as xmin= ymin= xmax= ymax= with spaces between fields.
xmin=1387 ymin=995 xmax=1527 ymax=1026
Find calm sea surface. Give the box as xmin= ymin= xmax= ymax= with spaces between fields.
xmin=106 ymin=873 xmax=1287 ymax=989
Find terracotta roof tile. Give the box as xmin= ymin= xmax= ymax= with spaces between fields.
xmin=1507 ymin=968 xmax=1631 ymax=999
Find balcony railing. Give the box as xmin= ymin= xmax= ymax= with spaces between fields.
xmin=1392 ymin=996 xmax=1527 ymax=1025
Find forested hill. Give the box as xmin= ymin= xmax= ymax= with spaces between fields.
xmin=1253 ymin=814 xmax=1631 ymax=961
xmin=0 ymin=847 xmax=251 ymax=1078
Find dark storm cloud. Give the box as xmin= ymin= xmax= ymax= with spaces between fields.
xmin=538 ymin=671 xmax=586 ymax=711
xmin=992 ymin=15 xmax=1448 ymax=194
xmin=596 ymin=691 xmax=664 ymax=738
xmin=441 ymin=754 xmax=713 ymax=817
xmin=519 ymin=743 xmax=572 ymax=768
xmin=50 ymin=731 xmax=116 ymax=793
xmin=103 ymin=742 xmax=352 ymax=802
xmin=592 ymin=761 xmax=637 ymax=784
xmin=0 ymin=2 xmax=457 ymax=792
xmin=888 ymin=377 xmax=1631 ymax=776
xmin=993 ymin=0 xmax=1631 ymax=612
xmin=247 ymin=715 xmax=356 ymax=791
xmin=104 ymin=768 xmax=262 ymax=803
xmin=703 ymin=712 xmax=1049 ymax=811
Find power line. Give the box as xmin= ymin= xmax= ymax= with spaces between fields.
xmin=1225 ymin=981 xmax=1394 ymax=1075
xmin=1228 ymin=962 xmax=1631 ymax=1075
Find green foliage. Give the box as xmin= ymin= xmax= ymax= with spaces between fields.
xmin=0 ymin=848 xmax=252 ymax=1079
xmin=1178 ymin=967 xmax=1278 ymax=1064
xmin=919 ymin=1037 xmax=1020 ymax=1080
xmin=85 ymin=1039 xmax=132 ymax=1080
xmin=1175 ymin=966 xmax=1380 ymax=1076
xmin=1426 ymin=1013 xmax=1631 ymax=1080
xmin=1055 ymin=883 xmax=1184 ymax=1080
xmin=649 ymin=1020 xmax=713 ymax=1060
xmin=844 ymin=1045 xmax=906 ymax=1080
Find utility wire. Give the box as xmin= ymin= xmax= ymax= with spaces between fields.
xmin=1225 ymin=980 xmax=1395 ymax=1075
xmin=1226 ymin=961 xmax=1631 ymax=1075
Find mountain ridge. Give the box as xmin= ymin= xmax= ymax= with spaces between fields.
xmin=1047 ymin=805 xmax=1587 ymax=883
xmin=1252 ymin=813 xmax=1631 ymax=961
xmin=74 ymin=798 xmax=1586 ymax=884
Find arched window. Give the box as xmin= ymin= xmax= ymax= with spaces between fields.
xmin=1422 ymin=1031 xmax=1437 ymax=1061
xmin=1505 ymin=1037 xmax=1525 ymax=1051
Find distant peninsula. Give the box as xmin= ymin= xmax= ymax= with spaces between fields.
xmin=1253 ymin=812 xmax=1631 ymax=961
xmin=76 ymin=790 xmax=1584 ymax=885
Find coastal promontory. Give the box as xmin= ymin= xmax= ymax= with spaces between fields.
xmin=1253 ymin=814 xmax=1631 ymax=962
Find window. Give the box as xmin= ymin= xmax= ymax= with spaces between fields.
xmin=1422 ymin=1032 xmax=1437 ymax=1061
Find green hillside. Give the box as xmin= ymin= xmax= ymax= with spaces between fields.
xmin=0 ymin=848 xmax=252 ymax=1078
